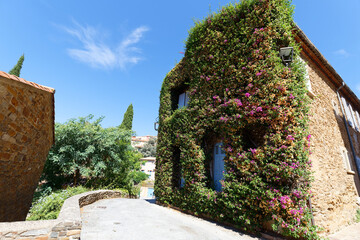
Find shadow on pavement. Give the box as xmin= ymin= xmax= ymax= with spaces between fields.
xmin=144 ymin=199 xmax=156 ymax=204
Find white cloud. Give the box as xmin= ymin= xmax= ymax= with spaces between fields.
xmin=333 ymin=49 xmax=350 ymax=58
xmin=117 ymin=26 xmax=149 ymax=69
xmin=62 ymin=21 xmax=149 ymax=70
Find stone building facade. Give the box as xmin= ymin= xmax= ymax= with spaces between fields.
xmin=156 ymin=16 xmax=360 ymax=236
xmin=0 ymin=71 xmax=55 ymax=222
xmin=296 ymin=29 xmax=360 ymax=233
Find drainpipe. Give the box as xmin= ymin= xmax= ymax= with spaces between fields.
xmin=336 ymin=82 xmax=360 ymax=182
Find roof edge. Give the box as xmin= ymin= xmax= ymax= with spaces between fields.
xmin=294 ymin=25 xmax=360 ymax=110
xmin=0 ymin=71 xmax=55 ymax=94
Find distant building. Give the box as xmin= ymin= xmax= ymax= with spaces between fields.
xmin=139 ymin=157 xmax=156 ymax=199
xmin=140 ymin=157 xmax=156 ymax=181
xmin=131 ymin=135 xmax=155 ymax=149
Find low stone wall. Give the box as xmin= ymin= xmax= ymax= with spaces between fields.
xmin=0 ymin=190 xmax=130 ymax=240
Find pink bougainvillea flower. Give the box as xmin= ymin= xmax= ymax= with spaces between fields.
xmin=307 ymin=134 xmax=311 ymax=141
xmin=224 ymin=39 xmax=228 ymax=43
xmin=245 ymin=92 xmax=251 ymax=97
xmin=256 ymin=107 xmax=262 ymax=112
xmin=250 ymin=148 xmax=256 ymax=154
xmin=256 ymin=72 xmax=262 ymax=76
xmin=287 ymin=135 xmax=295 ymax=141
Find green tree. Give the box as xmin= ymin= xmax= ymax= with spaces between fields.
xmin=119 ymin=104 xmax=134 ymax=130
xmin=42 ymin=115 xmax=143 ymax=191
xmin=138 ymin=136 xmax=157 ymax=157
xmin=9 ymin=54 xmax=24 ymax=77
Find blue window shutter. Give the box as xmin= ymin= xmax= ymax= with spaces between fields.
xmin=342 ymin=97 xmax=354 ymax=127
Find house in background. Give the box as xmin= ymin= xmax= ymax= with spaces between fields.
xmin=155 ymin=0 xmax=360 ymax=237
xmin=0 ymin=71 xmax=55 ymax=222
xmin=139 ymin=157 xmax=156 ymax=199
xmin=140 ymin=157 xmax=156 ymax=181
xmin=131 ymin=135 xmax=155 ymax=149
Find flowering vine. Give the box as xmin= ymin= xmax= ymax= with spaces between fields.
xmin=155 ymin=0 xmax=319 ymax=239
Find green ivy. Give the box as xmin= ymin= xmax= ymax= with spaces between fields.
xmin=155 ymin=0 xmax=319 ymax=239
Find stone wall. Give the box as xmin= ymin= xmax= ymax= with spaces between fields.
xmin=304 ymin=56 xmax=360 ymax=234
xmin=0 ymin=71 xmax=55 ymax=222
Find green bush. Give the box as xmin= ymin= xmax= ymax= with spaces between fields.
xmin=42 ymin=115 xmax=143 ymax=190
xmin=356 ymin=209 xmax=360 ymax=223
xmin=27 ymin=186 xmax=89 ymax=220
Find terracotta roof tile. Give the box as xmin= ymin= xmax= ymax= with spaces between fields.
xmin=0 ymin=71 xmax=55 ymax=93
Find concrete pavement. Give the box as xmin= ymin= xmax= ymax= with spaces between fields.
xmin=81 ymin=198 xmax=263 ymax=240
xmin=328 ymin=221 xmax=360 ymax=240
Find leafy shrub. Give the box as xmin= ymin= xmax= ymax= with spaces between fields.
xmin=27 ymin=186 xmax=89 ymax=221
xmin=356 ymin=209 xmax=360 ymax=223
xmin=42 ymin=115 xmax=143 ymax=190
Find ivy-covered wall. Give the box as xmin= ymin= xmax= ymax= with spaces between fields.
xmin=155 ymin=0 xmax=317 ymax=238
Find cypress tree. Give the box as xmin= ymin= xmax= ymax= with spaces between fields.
xmin=120 ymin=104 xmax=134 ymax=130
xmin=9 ymin=54 xmax=25 ymax=77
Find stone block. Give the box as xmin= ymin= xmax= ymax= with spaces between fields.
xmin=35 ymin=236 xmax=49 ymax=240
xmin=49 ymin=231 xmax=58 ymax=238
xmin=66 ymin=230 xmax=80 ymax=236
xmin=21 ymin=228 xmax=48 ymax=237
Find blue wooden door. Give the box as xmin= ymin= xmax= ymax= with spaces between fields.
xmin=213 ymin=142 xmax=225 ymax=191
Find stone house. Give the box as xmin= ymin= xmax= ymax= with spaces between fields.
xmin=0 ymin=71 xmax=55 ymax=222
xmin=155 ymin=1 xmax=360 ymax=236
xmin=295 ymin=27 xmax=360 ymax=233
xmin=140 ymin=157 xmax=156 ymax=181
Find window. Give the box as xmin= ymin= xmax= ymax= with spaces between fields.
xmin=178 ymin=92 xmax=190 ymax=109
xmin=172 ymin=147 xmax=182 ymax=188
xmin=332 ymin=100 xmax=340 ymax=116
xmin=299 ymin=57 xmax=315 ymax=98
xmin=213 ymin=142 xmax=226 ymax=191
xmin=341 ymin=97 xmax=360 ymax=132
xmin=340 ymin=147 xmax=355 ymax=174
xmin=349 ymin=105 xmax=359 ymax=131
xmin=356 ymin=111 xmax=360 ymax=131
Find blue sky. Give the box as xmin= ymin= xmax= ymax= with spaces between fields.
xmin=0 ymin=0 xmax=359 ymax=136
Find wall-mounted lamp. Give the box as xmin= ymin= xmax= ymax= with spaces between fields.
xmin=279 ymin=47 xmax=293 ymax=66
xmin=154 ymin=117 xmax=159 ymax=131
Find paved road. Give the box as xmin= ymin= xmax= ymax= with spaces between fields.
xmin=81 ymin=198 xmax=263 ymax=240
xmin=328 ymin=221 xmax=360 ymax=240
